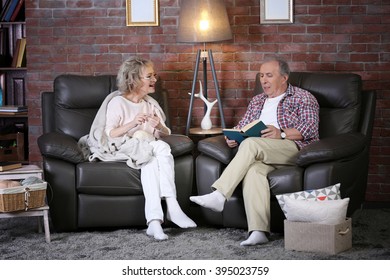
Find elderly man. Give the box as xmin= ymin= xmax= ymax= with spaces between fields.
xmin=190 ymin=56 xmax=320 ymax=246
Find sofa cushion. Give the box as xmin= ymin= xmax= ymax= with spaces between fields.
xmin=77 ymin=161 xmax=143 ymax=196
xmin=38 ymin=132 xmax=85 ymax=164
xmin=197 ymin=135 xmax=236 ymax=165
xmin=161 ymin=134 xmax=194 ymax=157
xmin=296 ymin=133 xmax=367 ymax=167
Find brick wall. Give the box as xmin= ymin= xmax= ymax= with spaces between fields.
xmin=25 ymin=0 xmax=389 ymax=202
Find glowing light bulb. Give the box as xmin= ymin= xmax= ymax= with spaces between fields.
xmin=199 ymin=20 xmax=209 ymax=31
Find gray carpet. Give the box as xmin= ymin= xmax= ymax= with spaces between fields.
xmin=0 ymin=208 xmax=389 ymax=260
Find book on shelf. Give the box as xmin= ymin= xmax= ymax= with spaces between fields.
xmin=222 ymin=119 xmax=268 ymax=144
xmin=9 ymin=0 xmax=24 ymax=22
xmin=0 ymin=0 xmax=12 ymax=21
xmin=10 ymin=37 xmax=20 ymax=67
xmin=0 ymin=105 xmax=27 ymax=112
xmin=0 ymin=162 xmax=22 ymax=172
xmin=1 ymin=0 xmax=17 ymax=21
xmin=1 ymin=0 xmax=23 ymax=22
xmin=11 ymin=37 xmax=25 ymax=67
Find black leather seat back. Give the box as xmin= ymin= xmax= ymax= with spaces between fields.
xmin=52 ymin=74 xmax=167 ymax=140
xmin=254 ymin=72 xmax=362 ymax=139
xmin=54 ymin=75 xmax=117 ymax=140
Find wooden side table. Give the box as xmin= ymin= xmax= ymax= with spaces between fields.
xmin=189 ymin=127 xmax=223 ymax=136
xmin=0 ymin=164 xmax=43 ymax=180
xmin=0 ymin=164 xmax=50 ymax=243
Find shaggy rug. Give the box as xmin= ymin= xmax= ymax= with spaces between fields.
xmin=0 ymin=208 xmax=389 ymax=260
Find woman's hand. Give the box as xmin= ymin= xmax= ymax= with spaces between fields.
xmin=109 ymin=113 xmax=148 ymax=138
xmin=148 ymin=114 xmax=167 ymax=135
xmin=147 ymin=114 xmax=161 ymax=129
xmin=133 ymin=113 xmax=149 ymax=127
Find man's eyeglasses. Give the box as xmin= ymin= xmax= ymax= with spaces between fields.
xmin=142 ymin=73 xmax=158 ymax=80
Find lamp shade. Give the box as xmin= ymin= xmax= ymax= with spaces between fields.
xmin=177 ymin=0 xmax=232 ymax=43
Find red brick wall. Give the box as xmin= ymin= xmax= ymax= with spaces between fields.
xmin=25 ymin=0 xmax=389 ymax=202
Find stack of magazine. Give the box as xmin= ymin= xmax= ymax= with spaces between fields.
xmin=0 ymin=105 xmax=27 ymax=113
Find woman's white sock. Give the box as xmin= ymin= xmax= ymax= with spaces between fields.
xmin=146 ymin=220 xmax=168 ymax=240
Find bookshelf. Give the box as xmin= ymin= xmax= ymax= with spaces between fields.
xmin=0 ymin=0 xmax=27 ymax=163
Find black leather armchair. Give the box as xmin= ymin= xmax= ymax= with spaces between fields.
xmin=195 ymin=72 xmax=376 ymax=232
xmin=38 ymin=75 xmax=194 ymax=232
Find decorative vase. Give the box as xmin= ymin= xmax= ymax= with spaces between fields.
xmin=201 ymin=106 xmax=213 ymax=130
xmin=189 ymin=81 xmax=218 ymax=130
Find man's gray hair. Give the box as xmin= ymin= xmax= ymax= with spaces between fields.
xmin=263 ymin=55 xmax=290 ymax=77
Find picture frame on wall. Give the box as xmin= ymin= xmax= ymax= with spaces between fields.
xmin=126 ymin=0 xmax=159 ymax=26
xmin=260 ymin=0 xmax=293 ymax=24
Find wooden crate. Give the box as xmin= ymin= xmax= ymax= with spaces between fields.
xmin=0 ymin=132 xmax=24 ymax=162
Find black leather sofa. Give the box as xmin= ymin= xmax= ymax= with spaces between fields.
xmin=195 ymin=72 xmax=376 ymax=232
xmin=38 ymin=75 xmax=194 ymax=232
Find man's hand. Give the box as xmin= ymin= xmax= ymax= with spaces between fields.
xmin=262 ymin=126 xmax=304 ymax=140
xmin=261 ymin=125 xmax=280 ymax=138
xmin=225 ymin=137 xmax=238 ymax=148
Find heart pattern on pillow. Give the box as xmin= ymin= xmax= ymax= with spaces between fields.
xmin=276 ymin=183 xmax=341 ymax=216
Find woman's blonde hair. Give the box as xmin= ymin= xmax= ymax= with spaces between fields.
xmin=117 ymin=56 xmax=153 ymax=93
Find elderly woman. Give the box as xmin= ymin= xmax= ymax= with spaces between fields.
xmin=87 ymin=56 xmax=196 ymax=240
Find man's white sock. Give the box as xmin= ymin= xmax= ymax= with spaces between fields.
xmin=240 ymin=231 xmax=268 ymax=246
xmin=189 ymin=190 xmax=226 ymax=212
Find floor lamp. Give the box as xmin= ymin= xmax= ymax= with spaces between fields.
xmin=177 ymin=0 xmax=233 ymax=135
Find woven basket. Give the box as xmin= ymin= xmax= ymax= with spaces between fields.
xmin=0 ymin=182 xmax=47 ymax=212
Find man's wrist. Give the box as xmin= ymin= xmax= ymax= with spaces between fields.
xmin=280 ymin=129 xmax=286 ymax=139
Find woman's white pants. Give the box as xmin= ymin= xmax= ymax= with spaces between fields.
xmin=140 ymin=140 xmax=176 ymax=224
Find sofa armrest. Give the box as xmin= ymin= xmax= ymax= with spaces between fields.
xmin=197 ymin=135 xmax=237 ymax=165
xmin=38 ymin=132 xmax=85 ymax=164
xmin=296 ymin=132 xmax=367 ymax=167
xmin=161 ymin=134 xmax=194 ymax=157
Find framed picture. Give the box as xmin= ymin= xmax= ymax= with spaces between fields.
xmin=126 ymin=0 xmax=159 ymax=26
xmin=260 ymin=0 xmax=293 ymax=24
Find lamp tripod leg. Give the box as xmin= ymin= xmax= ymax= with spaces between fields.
xmin=186 ymin=49 xmax=201 ymax=135
xmin=208 ymin=49 xmax=226 ymax=128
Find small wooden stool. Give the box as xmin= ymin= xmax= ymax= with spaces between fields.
xmin=0 ymin=205 xmax=51 ymax=243
xmin=0 ymin=165 xmax=50 ymax=243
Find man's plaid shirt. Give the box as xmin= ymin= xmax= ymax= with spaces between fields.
xmin=234 ymin=84 xmax=320 ymax=149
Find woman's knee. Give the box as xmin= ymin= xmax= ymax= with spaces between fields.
xmin=152 ymin=140 xmax=172 ymax=154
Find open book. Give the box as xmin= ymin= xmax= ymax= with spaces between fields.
xmin=223 ymin=120 xmax=267 ymax=143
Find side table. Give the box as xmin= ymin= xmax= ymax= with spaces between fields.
xmin=189 ymin=127 xmax=223 ymax=136
xmin=0 ymin=164 xmax=43 ymax=180
xmin=0 ymin=164 xmax=51 ymax=243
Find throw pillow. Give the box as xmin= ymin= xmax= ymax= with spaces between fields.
xmin=276 ymin=183 xmax=341 ymax=216
xmin=284 ymin=197 xmax=350 ymax=225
